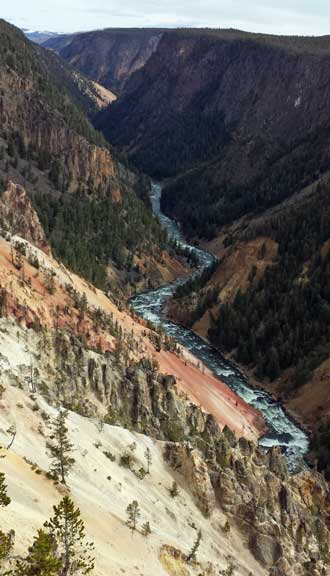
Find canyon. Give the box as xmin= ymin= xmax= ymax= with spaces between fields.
xmin=1 ymin=19 xmax=330 ymax=576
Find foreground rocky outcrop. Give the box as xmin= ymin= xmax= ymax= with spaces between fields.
xmin=2 ymin=297 xmax=329 ymax=574
xmin=0 ymin=387 xmax=266 ymax=576
xmin=165 ymin=439 xmax=330 ymax=575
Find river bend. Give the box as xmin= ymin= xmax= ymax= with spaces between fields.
xmin=130 ymin=183 xmax=309 ymax=472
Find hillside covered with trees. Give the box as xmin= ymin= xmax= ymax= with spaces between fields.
xmin=208 ymin=179 xmax=330 ymax=388
xmin=0 ymin=19 xmax=173 ymax=293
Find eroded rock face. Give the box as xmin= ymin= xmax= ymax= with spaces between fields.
xmin=163 ymin=429 xmax=330 ymax=574
xmin=214 ymin=444 xmax=330 ymax=574
xmin=2 ymin=318 xmax=330 ymax=574
xmin=47 ymin=330 xmax=330 ymax=573
xmin=249 ymin=532 xmax=282 ymax=566
xmin=0 ymin=65 xmax=136 ymax=203
xmin=164 ymin=443 xmax=216 ymax=516
xmin=0 ymin=181 xmax=50 ymax=253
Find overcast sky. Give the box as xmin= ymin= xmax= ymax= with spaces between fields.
xmin=3 ymin=0 xmax=330 ymax=35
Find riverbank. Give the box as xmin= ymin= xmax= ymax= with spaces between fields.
xmin=162 ymin=307 xmax=311 ymax=463
xmin=218 ymin=350 xmax=312 ymax=447
xmin=130 ymin=182 xmax=309 ymax=472
xmin=157 ymin=344 xmax=266 ymax=442
xmin=166 ymin=285 xmax=312 ymax=463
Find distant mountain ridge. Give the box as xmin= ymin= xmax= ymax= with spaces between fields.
xmin=43 ymin=28 xmax=164 ymax=93
xmin=23 ymin=28 xmax=61 ymax=44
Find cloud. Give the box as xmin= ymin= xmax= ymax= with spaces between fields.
xmin=3 ymin=0 xmax=330 ymax=35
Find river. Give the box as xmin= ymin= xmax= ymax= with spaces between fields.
xmin=130 ymin=182 xmax=309 ymax=472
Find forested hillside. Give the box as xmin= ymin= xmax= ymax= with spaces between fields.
xmin=0 ymin=19 xmax=173 ymax=293
xmin=209 ymin=179 xmax=330 ymax=386
xmin=165 ymin=177 xmax=330 ymax=461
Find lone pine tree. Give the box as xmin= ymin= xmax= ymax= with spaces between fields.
xmin=0 ymin=472 xmax=10 ymax=508
xmin=44 ymin=496 xmax=95 ymax=576
xmin=0 ymin=471 xmax=13 ymax=563
xmin=126 ymin=500 xmax=141 ymax=533
xmin=170 ymin=480 xmax=179 ymax=498
xmin=141 ymin=521 xmax=151 ymax=537
xmin=144 ymin=447 xmax=152 ymax=474
xmin=187 ymin=529 xmax=202 ymax=562
xmin=47 ymin=409 xmax=75 ymax=484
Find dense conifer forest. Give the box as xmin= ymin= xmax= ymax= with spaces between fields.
xmin=161 ymin=121 xmax=330 ymax=239
xmin=33 ymin=188 xmax=167 ymax=290
xmin=208 ymin=180 xmax=330 ymax=387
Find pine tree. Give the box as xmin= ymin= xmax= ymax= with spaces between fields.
xmin=169 ymin=481 xmax=179 ymax=498
xmin=44 ymin=496 xmax=95 ymax=576
xmin=12 ymin=529 xmax=61 ymax=576
xmin=0 ymin=472 xmax=13 ymax=562
xmin=77 ymin=293 xmax=88 ymax=321
xmin=223 ymin=519 xmax=230 ymax=533
xmin=126 ymin=500 xmax=140 ymax=533
xmin=47 ymin=410 xmax=75 ymax=484
xmin=0 ymin=529 xmax=14 ymax=564
xmin=141 ymin=521 xmax=151 ymax=537
xmin=0 ymin=472 xmax=11 ymax=508
xmin=144 ymin=447 xmax=152 ymax=474
xmin=187 ymin=529 xmax=202 ymax=562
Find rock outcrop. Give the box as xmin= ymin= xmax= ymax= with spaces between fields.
xmin=0 ymin=181 xmax=50 ymax=253
xmin=0 ymin=69 xmax=126 ymax=201
xmin=164 ymin=438 xmax=330 ymax=575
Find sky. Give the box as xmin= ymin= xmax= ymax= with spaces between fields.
xmin=2 ymin=0 xmax=330 ymax=36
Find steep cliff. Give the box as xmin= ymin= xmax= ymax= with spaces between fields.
xmin=44 ymin=28 xmax=163 ymax=94
xmin=0 ymin=181 xmax=50 ymax=254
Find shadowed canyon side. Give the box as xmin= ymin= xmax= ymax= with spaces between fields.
xmin=43 ymin=28 xmax=163 ymax=94
xmin=99 ymin=28 xmax=330 ymax=235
